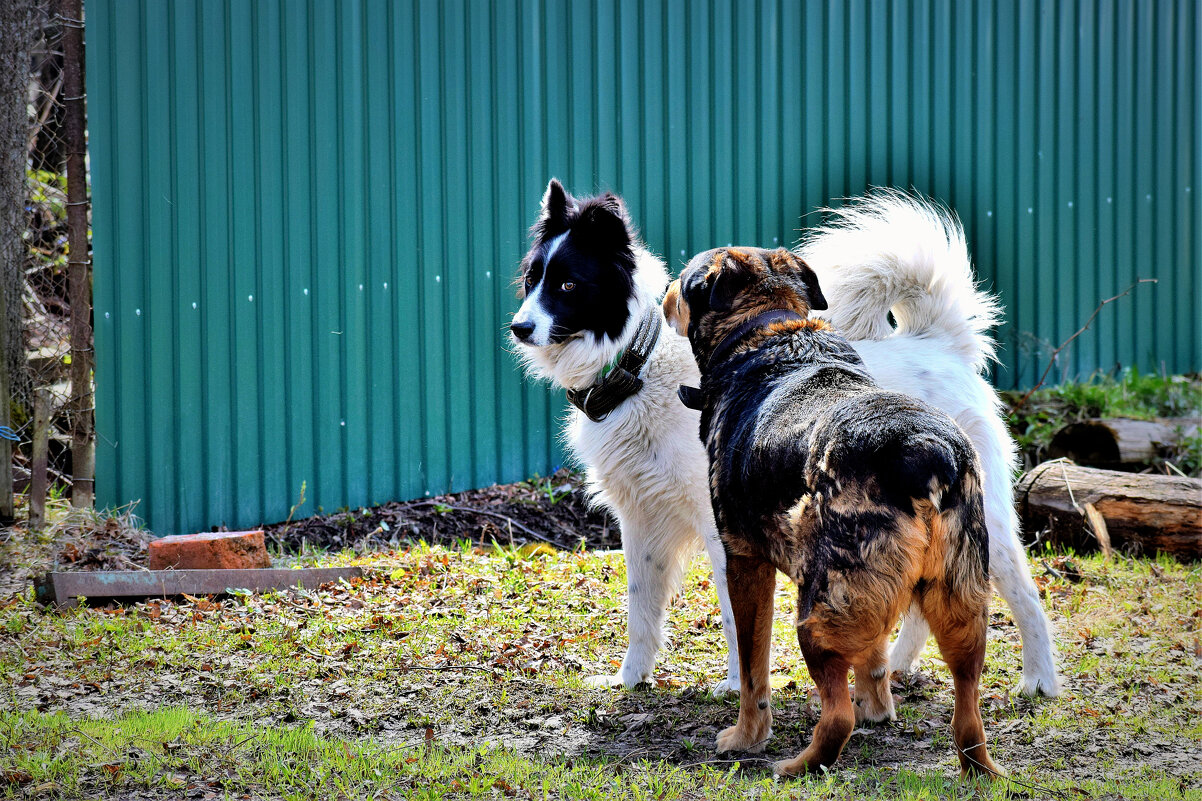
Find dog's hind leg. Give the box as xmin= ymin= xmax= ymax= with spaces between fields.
xmin=887 ymin=602 xmax=931 ymax=675
xmin=963 ymin=412 xmax=1062 ymax=697
xmin=987 ymin=503 xmax=1062 ymax=697
xmin=715 ymin=554 xmax=776 ymax=754
xmin=922 ymin=594 xmax=1003 ymax=779
xmin=775 ymin=630 xmax=854 ymax=777
xmin=701 ymin=522 xmax=740 ymax=696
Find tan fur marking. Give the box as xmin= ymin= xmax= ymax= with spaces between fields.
xmin=716 ymin=556 xmax=777 ymax=754
xmin=662 ymin=279 xmax=688 ymax=336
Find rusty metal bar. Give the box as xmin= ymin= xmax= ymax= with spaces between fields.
xmin=29 ymin=387 xmax=50 ymax=527
xmin=39 ymin=566 xmax=365 ymax=607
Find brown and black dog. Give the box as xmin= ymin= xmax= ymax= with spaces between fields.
xmin=664 ymin=246 xmax=1001 ymax=779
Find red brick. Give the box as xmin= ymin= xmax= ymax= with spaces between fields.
xmin=149 ymin=530 xmax=272 ymax=571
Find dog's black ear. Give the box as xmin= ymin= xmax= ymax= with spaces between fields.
xmin=775 ymin=250 xmax=828 ymax=312
xmin=707 ymin=254 xmax=753 ymax=312
xmin=796 ymin=259 xmax=828 ymax=311
xmin=534 ymin=178 xmax=572 ymax=239
xmin=575 ymin=193 xmax=632 ymax=252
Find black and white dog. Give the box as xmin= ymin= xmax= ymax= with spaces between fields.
xmin=509 ymin=180 xmax=1061 ymax=698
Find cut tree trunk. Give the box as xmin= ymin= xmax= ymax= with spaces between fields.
xmin=1048 ymin=417 xmax=1200 ymax=469
xmin=1016 ymin=460 xmax=1202 ymax=560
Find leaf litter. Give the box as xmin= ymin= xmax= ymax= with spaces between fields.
xmin=0 ymin=473 xmax=1199 ymax=798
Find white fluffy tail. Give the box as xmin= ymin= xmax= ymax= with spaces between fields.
xmin=798 ymin=189 xmax=1003 ymax=374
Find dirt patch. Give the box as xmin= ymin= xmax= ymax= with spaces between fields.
xmin=263 ymin=468 xmax=618 ymax=555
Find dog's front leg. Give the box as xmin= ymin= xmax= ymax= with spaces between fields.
xmin=586 ymin=521 xmax=689 ymax=688
xmin=715 ymin=554 xmax=776 ymax=754
xmin=701 ymin=522 xmax=740 ymax=696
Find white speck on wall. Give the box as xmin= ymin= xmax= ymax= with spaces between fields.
xmin=1067 ymin=201 xmax=1073 ymax=208
xmin=384 ymin=282 xmax=389 ymax=289
xmin=1027 ymin=208 xmax=1033 ymax=214
xmin=192 ymin=302 xmax=197 ymax=309
xmin=987 ymin=210 xmax=993 ymax=217
xmin=485 ymin=272 xmax=491 ymax=279
xmin=304 ymin=288 xmax=309 ymax=295
xmin=1145 ymin=194 xmax=1152 ymax=201
xmin=359 ymin=284 xmax=364 ymax=291
xmin=135 ymin=309 xmax=141 ymax=316
xmin=104 ymin=312 xmax=110 ymax=319
xmin=680 ymin=249 xmax=686 ymax=256
xmin=1107 ymin=197 xmax=1113 ymax=204
xmin=435 ymin=275 xmax=441 ymax=283
xmin=248 ymin=295 xmax=253 ymax=302
xmin=340 ymin=420 xmax=345 ymax=427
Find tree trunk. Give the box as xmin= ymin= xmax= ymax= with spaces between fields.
xmin=59 ymin=0 xmax=93 ymax=507
xmin=0 ymin=0 xmax=37 ymax=523
xmin=1016 ymin=460 xmax=1202 ymax=560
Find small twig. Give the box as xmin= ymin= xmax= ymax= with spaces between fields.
xmin=674 ymin=755 xmax=775 ymax=770
xmin=67 ymin=727 xmax=119 ymax=758
xmin=386 ymin=663 xmax=501 ymax=676
xmin=1041 ymin=559 xmax=1066 ymax=582
xmin=1059 ymin=462 xmax=1082 ymax=514
xmin=955 ymin=737 xmax=1090 ymax=798
xmin=1162 ymin=461 xmax=1188 ymax=478
xmin=1015 ymin=278 xmax=1158 ymax=409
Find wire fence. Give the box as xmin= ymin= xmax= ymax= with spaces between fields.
xmin=16 ymin=0 xmax=89 ymax=507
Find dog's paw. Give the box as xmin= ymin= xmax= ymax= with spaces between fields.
xmin=853 ymin=694 xmax=898 ymax=723
xmin=715 ymin=724 xmax=771 ymax=754
xmin=709 ymin=676 xmax=740 ymax=698
xmin=584 ymin=673 xmax=625 ymax=689
xmin=773 ymin=757 xmax=810 ymax=777
xmin=887 ymin=653 xmax=921 ymax=676
xmin=584 ymin=669 xmax=651 ymax=689
xmin=1014 ymin=672 xmax=1064 ymax=698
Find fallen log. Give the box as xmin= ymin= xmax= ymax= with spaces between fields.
xmin=1016 ymin=460 xmax=1202 ymax=560
xmin=1047 ymin=417 xmax=1200 ymax=469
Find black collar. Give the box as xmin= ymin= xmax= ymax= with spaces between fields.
xmin=677 ymin=308 xmax=804 ymax=411
xmin=566 ymin=306 xmax=662 ymax=423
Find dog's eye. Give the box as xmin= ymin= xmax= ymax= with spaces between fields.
xmin=561 ymin=281 xmax=576 ymax=292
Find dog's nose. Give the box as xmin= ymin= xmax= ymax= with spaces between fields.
xmin=510 ymin=319 xmax=535 ymax=342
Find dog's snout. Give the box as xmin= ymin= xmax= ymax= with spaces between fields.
xmin=510 ymin=319 xmax=536 ymax=342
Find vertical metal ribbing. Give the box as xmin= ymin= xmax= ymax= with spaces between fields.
xmin=89 ymin=0 xmax=1199 ymax=533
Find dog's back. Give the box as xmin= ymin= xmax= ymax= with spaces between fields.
xmin=708 ymin=323 xmax=990 ymax=619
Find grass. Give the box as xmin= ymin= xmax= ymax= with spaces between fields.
xmin=1 ymin=541 xmax=1199 ymax=799
xmin=0 ymin=706 xmax=1023 ymax=801
xmin=1003 ymin=369 xmax=1202 ymax=472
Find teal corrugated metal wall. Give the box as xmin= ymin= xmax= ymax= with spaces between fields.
xmin=89 ymin=0 xmax=1200 ymax=534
